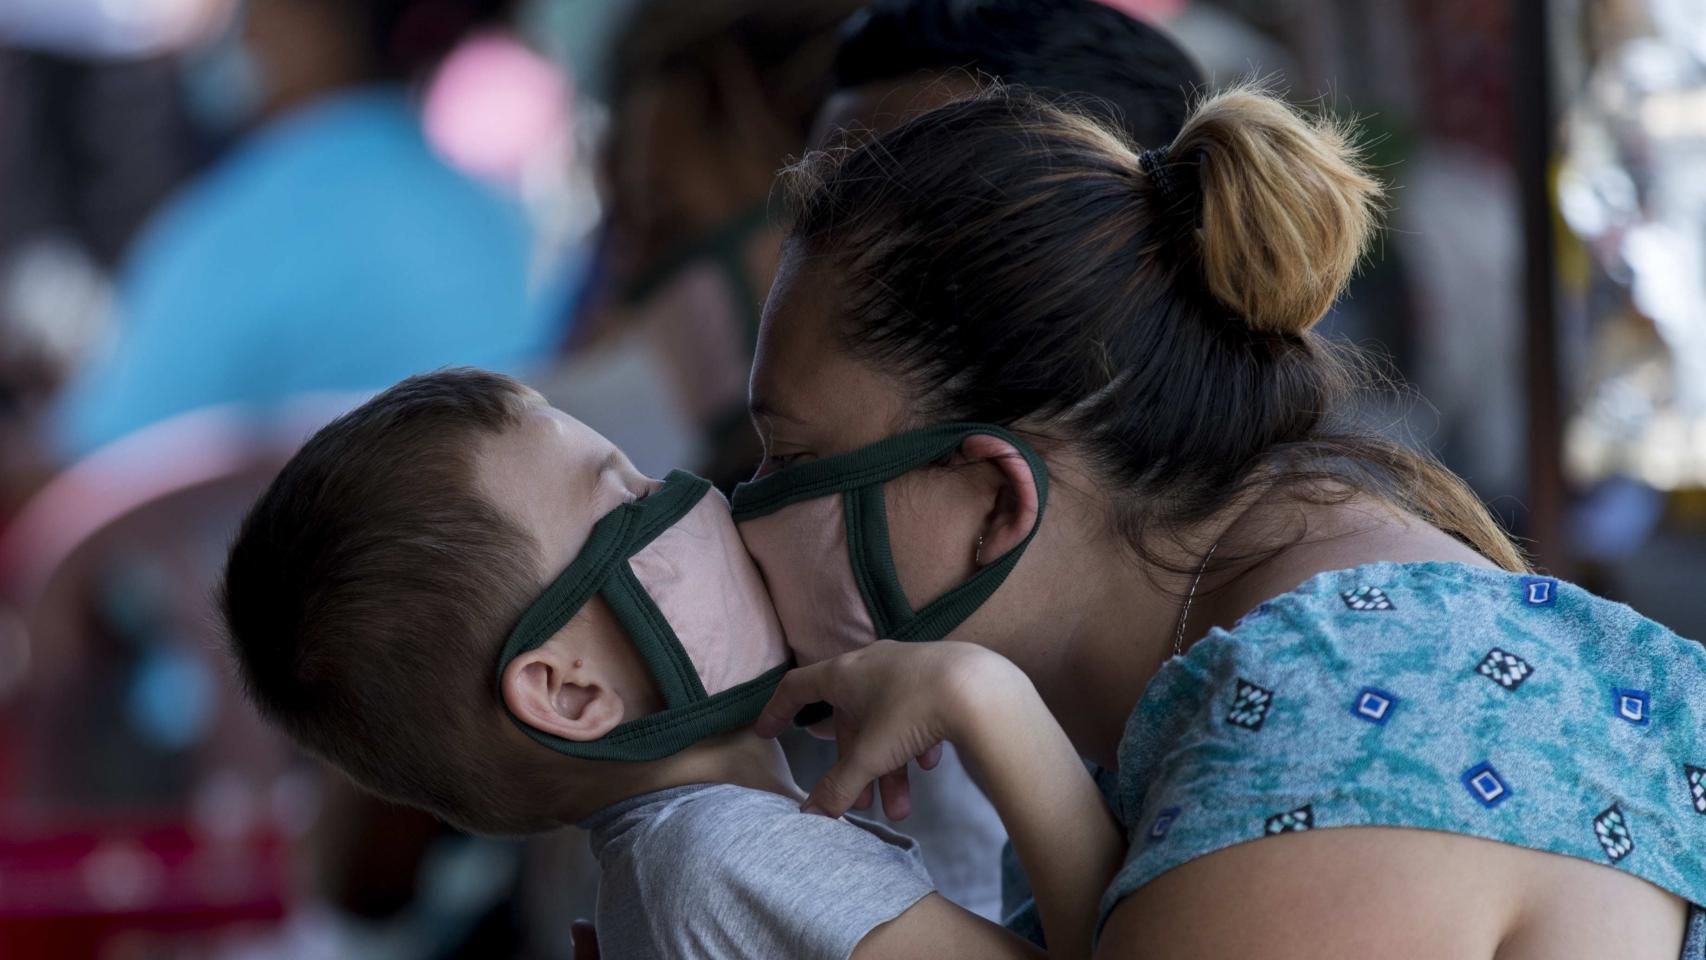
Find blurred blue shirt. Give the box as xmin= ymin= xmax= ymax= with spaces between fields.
xmin=53 ymin=87 xmax=557 ymax=458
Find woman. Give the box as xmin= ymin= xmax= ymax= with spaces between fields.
xmin=730 ymin=86 xmax=1706 ymax=957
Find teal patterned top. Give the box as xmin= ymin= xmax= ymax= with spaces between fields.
xmin=1091 ymin=561 xmax=1706 ymax=954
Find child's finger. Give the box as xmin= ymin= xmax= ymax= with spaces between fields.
xmin=854 ymin=782 xmax=875 ymax=811
xmin=878 ymin=766 xmax=911 ymax=820
xmin=916 ymin=742 xmax=944 ymax=770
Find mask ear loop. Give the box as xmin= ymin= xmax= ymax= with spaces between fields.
xmin=728 ymin=422 xmax=1051 ymax=643
xmin=837 ymin=425 xmax=1050 ymax=645
xmin=885 ymin=429 xmax=1049 ymax=643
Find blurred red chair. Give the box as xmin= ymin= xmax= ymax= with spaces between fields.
xmin=0 ymin=396 xmax=361 ymax=959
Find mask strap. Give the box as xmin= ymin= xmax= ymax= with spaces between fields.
xmin=845 ymin=484 xmax=912 ymax=639
xmin=496 ymin=471 xmax=708 ymax=672
xmin=731 ymin=423 xmax=1050 ymax=643
xmin=603 ymin=564 xmax=707 ymax=709
xmin=498 ymin=471 xmax=789 ymax=762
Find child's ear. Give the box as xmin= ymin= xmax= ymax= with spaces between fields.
xmin=501 ymin=644 xmax=627 ymax=743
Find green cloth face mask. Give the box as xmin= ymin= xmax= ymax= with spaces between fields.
xmin=496 ymin=471 xmax=791 ymax=762
xmin=730 ymin=424 xmax=1049 ymax=666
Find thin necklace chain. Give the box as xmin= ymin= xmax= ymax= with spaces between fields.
xmin=1173 ymin=540 xmax=1221 ymax=658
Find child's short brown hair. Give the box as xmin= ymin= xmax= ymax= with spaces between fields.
xmin=220 ymin=368 xmax=553 ymax=833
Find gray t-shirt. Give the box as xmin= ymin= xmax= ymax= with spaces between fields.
xmin=584 ymin=782 xmax=936 ymax=960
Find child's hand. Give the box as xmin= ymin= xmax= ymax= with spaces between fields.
xmin=754 ymin=640 xmax=1031 ymax=819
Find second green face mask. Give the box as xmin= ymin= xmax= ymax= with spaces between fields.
xmin=730 ymin=423 xmax=1049 ymax=666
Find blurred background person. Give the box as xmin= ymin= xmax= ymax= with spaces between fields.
xmin=46 ymin=0 xmax=560 ymax=461
xmin=552 ymin=0 xmax=866 ymax=489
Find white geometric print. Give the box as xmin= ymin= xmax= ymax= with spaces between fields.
xmin=1476 ymin=648 xmax=1533 ymax=690
xmin=1340 ymin=586 xmax=1395 ymax=611
xmin=1226 ymin=679 xmax=1274 ymax=731
xmin=1593 ymin=804 xmax=1634 ymax=862
xmin=1687 ymin=765 xmax=1706 ymax=816
xmin=1264 ymin=804 xmax=1314 ymax=835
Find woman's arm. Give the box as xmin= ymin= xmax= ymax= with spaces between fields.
xmin=756 ymin=641 xmax=1126 ymax=959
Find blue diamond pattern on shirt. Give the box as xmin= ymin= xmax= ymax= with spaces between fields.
xmin=1520 ymin=576 xmax=1558 ymax=606
xmin=1235 ymin=602 xmax=1273 ymax=628
xmin=1225 ymin=679 xmax=1274 ymax=731
xmin=1461 ymin=761 xmax=1511 ymax=808
xmin=1340 ymin=586 xmax=1394 ymax=611
xmin=1593 ymin=804 xmax=1634 ymax=861
xmin=1476 ymin=648 xmax=1533 ymax=690
xmin=1351 ymin=686 xmax=1398 ymax=725
xmin=1148 ymin=806 xmax=1181 ymax=843
xmin=1686 ymin=765 xmax=1706 ymax=816
xmin=1264 ymin=804 xmax=1313 ymax=835
xmin=1613 ymin=688 xmax=1651 ymax=726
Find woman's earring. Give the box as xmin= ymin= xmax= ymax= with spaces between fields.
xmin=975 ymin=535 xmax=985 ymax=567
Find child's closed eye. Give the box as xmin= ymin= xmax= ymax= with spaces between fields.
xmin=754 ymin=452 xmax=812 ymax=479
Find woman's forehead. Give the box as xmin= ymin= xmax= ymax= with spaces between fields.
xmin=752 ymin=259 xmax=911 ymax=446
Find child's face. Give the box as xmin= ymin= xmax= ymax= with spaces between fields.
xmin=478 ymin=396 xmax=665 ymax=725
xmin=479 ymin=392 xmax=791 ymax=759
xmin=480 ymin=396 xmax=661 ymax=576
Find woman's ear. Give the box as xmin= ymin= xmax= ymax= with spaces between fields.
xmin=500 ymin=643 xmax=627 ymax=743
xmin=960 ymin=433 xmax=1042 ymax=567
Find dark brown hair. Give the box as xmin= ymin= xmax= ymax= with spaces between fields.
xmin=781 ymin=85 xmax=1527 ymax=573
xmin=602 ymin=0 xmax=866 ymax=250
xmin=832 ymin=0 xmax=1204 ymax=149
xmin=220 ymin=368 xmax=550 ymax=833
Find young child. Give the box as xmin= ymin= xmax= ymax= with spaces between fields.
xmin=220 ymin=368 xmax=1115 ymax=959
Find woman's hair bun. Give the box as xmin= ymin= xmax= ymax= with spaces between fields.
xmin=1160 ymin=85 xmax=1383 ymax=338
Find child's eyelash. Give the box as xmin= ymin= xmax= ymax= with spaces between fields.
xmin=753 ymin=452 xmax=804 ymax=479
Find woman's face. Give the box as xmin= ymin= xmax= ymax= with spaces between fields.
xmin=747 ymin=250 xmax=1028 ymax=663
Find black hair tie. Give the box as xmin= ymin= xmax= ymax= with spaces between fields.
xmin=1139 ymin=147 xmax=1178 ymax=199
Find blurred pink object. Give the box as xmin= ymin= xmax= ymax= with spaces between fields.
xmin=422 ymin=31 xmax=571 ymax=185
xmin=0 ymin=818 xmax=290 ymax=956
xmin=1092 ymin=0 xmax=1186 ymax=21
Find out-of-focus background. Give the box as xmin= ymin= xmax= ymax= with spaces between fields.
xmin=0 ymin=0 xmax=1701 ymax=956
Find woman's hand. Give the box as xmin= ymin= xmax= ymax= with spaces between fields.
xmin=754 ymin=639 xmax=1030 ymax=819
